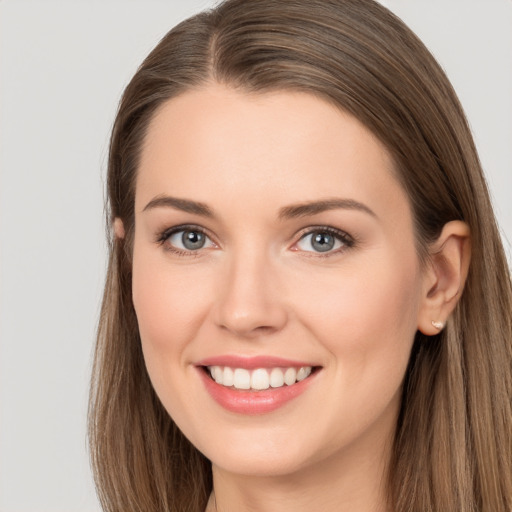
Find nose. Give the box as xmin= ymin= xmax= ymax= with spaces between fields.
xmin=213 ymin=249 xmax=288 ymax=339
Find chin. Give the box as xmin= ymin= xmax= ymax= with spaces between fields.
xmin=208 ymin=445 xmax=315 ymax=478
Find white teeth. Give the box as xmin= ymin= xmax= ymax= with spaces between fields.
xmin=233 ymin=368 xmax=251 ymax=390
xmin=296 ymin=366 xmax=312 ymax=381
xmin=270 ymin=367 xmax=285 ymax=388
xmin=207 ymin=365 xmax=313 ymax=390
xmin=223 ymin=366 xmax=234 ymax=387
xmin=251 ymin=368 xmax=270 ymax=390
xmin=284 ymin=367 xmax=297 ymax=386
xmin=213 ymin=366 xmax=223 ymax=384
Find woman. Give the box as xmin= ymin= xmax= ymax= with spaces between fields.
xmin=88 ymin=0 xmax=512 ymax=511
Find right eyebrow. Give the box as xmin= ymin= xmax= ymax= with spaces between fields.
xmin=142 ymin=195 xmax=214 ymax=217
xmin=278 ymin=198 xmax=376 ymax=220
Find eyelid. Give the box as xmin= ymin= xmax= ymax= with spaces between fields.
xmin=156 ymin=224 xmax=217 ymax=254
xmin=155 ymin=223 xmax=355 ymax=257
xmin=291 ymin=225 xmax=355 ymax=255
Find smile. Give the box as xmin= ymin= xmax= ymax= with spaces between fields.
xmin=207 ymin=366 xmax=313 ymax=391
xmin=197 ymin=356 xmax=320 ymax=414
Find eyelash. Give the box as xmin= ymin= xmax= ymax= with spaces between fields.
xmin=156 ymin=224 xmax=355 ymax=257
xmin=156 ymin=224 xmax=214 ymax=257
xmin=294 ymin=226 xmax=355 ymax=258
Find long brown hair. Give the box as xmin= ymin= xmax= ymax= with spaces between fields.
xmin=88 ymin=1 xmax=512 ymax=510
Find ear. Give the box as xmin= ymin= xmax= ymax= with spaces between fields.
xmin=417 ymin=221 xmax=471 ymax=335
xmin=113 ymin=217 xmax=125 ymax=239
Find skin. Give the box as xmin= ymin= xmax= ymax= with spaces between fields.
xmin=118 ymin=84 xmax=470 ymax=512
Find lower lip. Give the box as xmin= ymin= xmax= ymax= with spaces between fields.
xmin=197 ymin=368 xmax=318 ymax=415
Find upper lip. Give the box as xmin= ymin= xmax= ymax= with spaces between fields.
xmin=196 ymin=355 xmax=320 ymax=369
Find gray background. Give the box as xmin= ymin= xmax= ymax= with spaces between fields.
xmin=1 ymin=1 xmax=510 ymax=510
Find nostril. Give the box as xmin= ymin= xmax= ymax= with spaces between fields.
xmin=218 ymin=322 xmax=280 ymax=339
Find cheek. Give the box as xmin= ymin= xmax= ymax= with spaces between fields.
xmin=291 ymin=250 xmax=421 ymax=381
xmin=131 ymin=246 xmax=217 ymax=429
xmin=133 ymin=249 xmax=205 ymax=345
xmin=283 ymin=251 xmax=422 ymax=450
xmin=131 ymin=245 xmax=212 ymax=391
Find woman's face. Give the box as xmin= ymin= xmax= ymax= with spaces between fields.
xmin=131 ymin=84 xmax=426 ymax=478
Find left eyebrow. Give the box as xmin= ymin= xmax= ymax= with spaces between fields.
xmin=142 ymin=195 xmax=214 ymax=217
xmin=278 ymin=198 xmax=376 ymax=220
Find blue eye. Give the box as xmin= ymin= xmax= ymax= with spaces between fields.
xmin=296 ymin=229 xmax=350 ymax=253
xmin=165 ymin=228 xmax=215 ymax=252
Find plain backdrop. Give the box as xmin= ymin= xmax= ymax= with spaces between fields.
xmin=0 ymin=1 xmax=510 ymax=511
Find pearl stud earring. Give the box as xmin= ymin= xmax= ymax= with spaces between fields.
xmin=431 ymin=320 xmax=444 ymax=330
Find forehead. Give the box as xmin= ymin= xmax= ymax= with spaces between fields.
xmin=136 ymin=83 xmax=410 ymax=225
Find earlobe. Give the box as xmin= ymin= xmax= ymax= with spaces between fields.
xmin=113 ymin=217 xmax=126 ymax=239
xmin=417 ymin=220 xmax=471 ymax=335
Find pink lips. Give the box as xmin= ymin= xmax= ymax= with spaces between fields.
xmin=197 ymin=355 xmax=317 ymax=369
xmin=196 ymin=355 xmax=319 ymax=415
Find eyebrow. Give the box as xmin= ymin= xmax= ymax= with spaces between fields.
xmin=142 ymin=195 xmax=214 ymax=217
xmin=142 ymin=195 xmax=376 ymax=220
xmin=278 ymin=198 xmax=376 ymax=219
